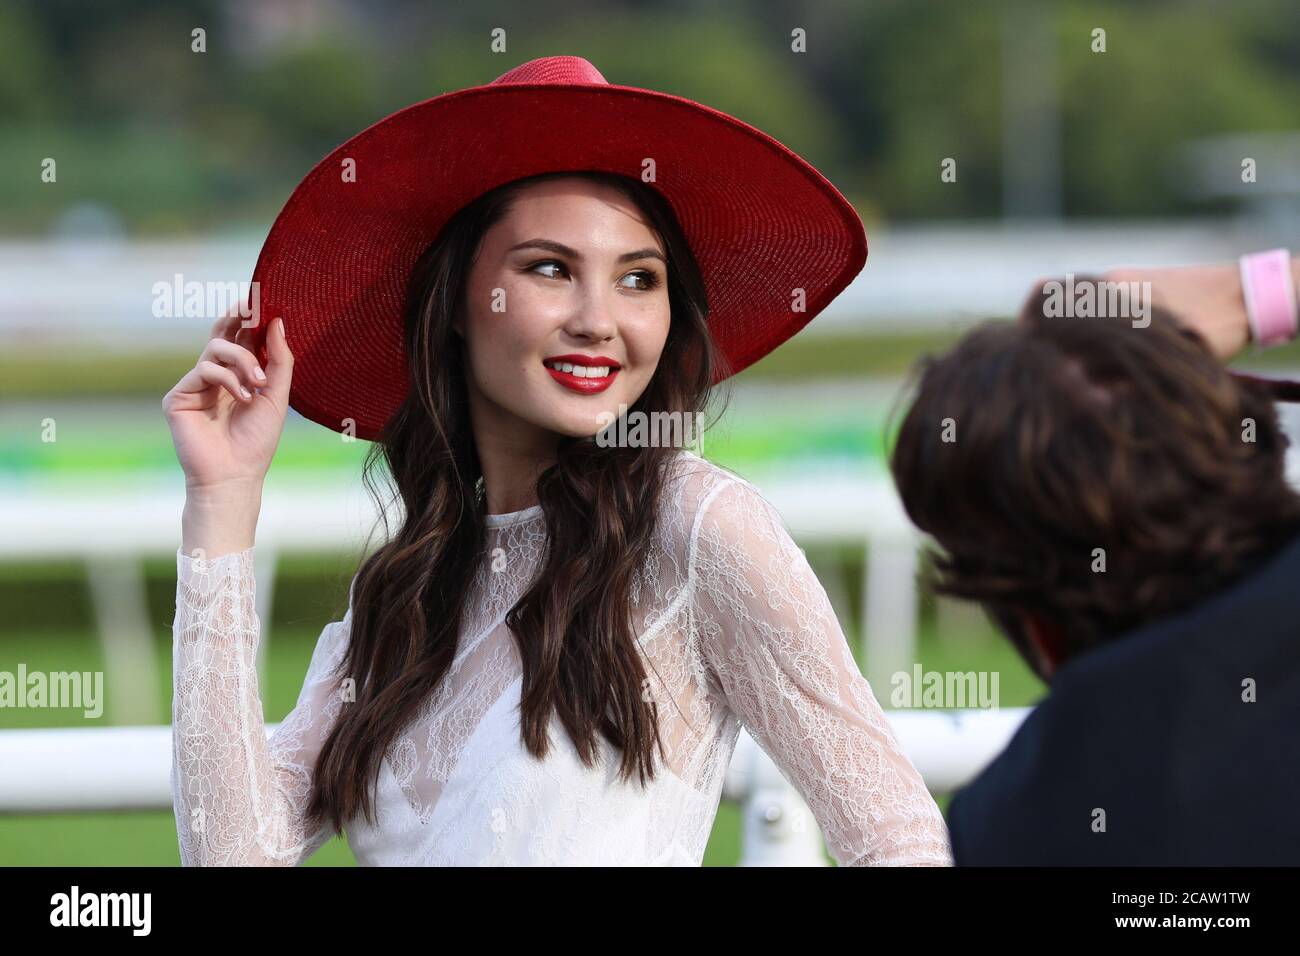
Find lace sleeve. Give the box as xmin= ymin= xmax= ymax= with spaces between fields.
xmin=170 ymin=545 xmax=353 ymax=866
xmin=689 ymin=478 xmax=953 ymax=866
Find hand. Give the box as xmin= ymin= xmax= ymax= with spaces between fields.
xmin=1101 ymin=262 xmax=1250 ymax=362
xmin=163 ymin=311 xmax=294 ymax=555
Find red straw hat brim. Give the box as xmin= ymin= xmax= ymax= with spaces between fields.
xmin=251 ymin=80 xmax=867 ymax=441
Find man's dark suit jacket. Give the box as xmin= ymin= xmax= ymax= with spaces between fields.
xmin=947 ymin=531 xmax=1300 ymax=865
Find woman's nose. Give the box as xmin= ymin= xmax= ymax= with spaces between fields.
xmin=564 ymin=288 xmax=618 ymax=341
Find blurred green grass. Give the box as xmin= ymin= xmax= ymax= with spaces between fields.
xmin=6 ymin=330 xmax=1300 ymax=402
xmin=0 ymin=333 xmax=962 ymax=402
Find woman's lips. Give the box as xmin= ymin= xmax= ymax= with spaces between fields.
xmin=545 ymin=364 xmax=619 ymax=394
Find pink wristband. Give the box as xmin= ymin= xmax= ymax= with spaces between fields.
xmin=1239 ymin=248 xmax=1298 ymax=347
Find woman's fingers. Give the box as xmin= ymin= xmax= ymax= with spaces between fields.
xmin=175 ymin=359 xmax=254 ymax=405
xmin=261 ymin=316 xmax=294 ymax=407
xmin=200 ymin=336 xmax=268 ymax=394
xmin=184 ymin=312 xmax=289 ymax=410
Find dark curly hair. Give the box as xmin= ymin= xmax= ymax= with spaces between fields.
xmin=889 ymin=276 xmax=1300 ymax=672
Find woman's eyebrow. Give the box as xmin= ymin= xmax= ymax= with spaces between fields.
xmin=507 ymin=238 xmax=665 ymax=264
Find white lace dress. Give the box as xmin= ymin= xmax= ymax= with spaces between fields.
xmin=169 ymin=451 xmax=953 ymax=866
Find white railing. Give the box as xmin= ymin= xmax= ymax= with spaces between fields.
xmin=0 ymin=708 xmax=1029 ymax=865
xmin=1 ymin=222 xmax=1286 ymax=346
xmin=0 ymin=709 xmax=1029 ymax=814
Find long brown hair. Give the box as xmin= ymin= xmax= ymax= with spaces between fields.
xmin=889 ymin=278 xmax=1300 ymax=667
xmin=305 ymin=170 xmax=730 ymax=834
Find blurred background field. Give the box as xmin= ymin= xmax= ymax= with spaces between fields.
xmin=4 ymin=0 xmax=1300 ymax=865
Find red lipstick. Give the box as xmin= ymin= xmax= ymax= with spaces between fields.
xmin=543 ymin=354 xmax=622 ymax=394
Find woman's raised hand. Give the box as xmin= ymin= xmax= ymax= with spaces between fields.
xmin=162 ymin=311 xmax=294 ymax=556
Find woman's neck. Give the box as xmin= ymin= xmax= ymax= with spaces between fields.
xmin=475 ymin=433 xmax=557 ymax=516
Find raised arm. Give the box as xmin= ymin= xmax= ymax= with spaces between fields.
xmin=170 ymin=544 xmax=353 ymax=866
xmin=1099 ymin=251 xmax=1300 ymax=361
xmin=689 ymin=477 xmax=952 ymax=866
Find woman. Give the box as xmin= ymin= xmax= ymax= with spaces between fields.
xmin=162 ymin=55 xmax=951 ymax=866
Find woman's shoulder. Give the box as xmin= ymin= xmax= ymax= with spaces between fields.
xmin=656 ymin=451 xmax=784 ymax=550
xmin=659 ymin=449 xmax=742 ymax=510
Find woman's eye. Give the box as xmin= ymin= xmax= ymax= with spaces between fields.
xmin=529 ymin=261 xmax=660 ymax=291
xmin=531 ymin=260 xmax=568 ymax=280
xmin=621 ymin=270 xmax=660 ymax=291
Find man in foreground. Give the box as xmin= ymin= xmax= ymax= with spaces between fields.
xmin=890 ymin=274 xmax=1300 ymax=864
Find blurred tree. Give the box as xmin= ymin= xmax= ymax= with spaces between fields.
xmin=1056 ymin=1 xmax=1300 ymax=216
xmin=860 ymin=0 xmax=1300 ymax=219
xmin=0 ymin=5 xmax=57 ymax=120
xmin=862 ymin=0 xmax=1007 ymax=217
xmin=5 ymin=0 xmax=1300 ymax=233
xmin=238 ymin=36 xmax=387 ymax=161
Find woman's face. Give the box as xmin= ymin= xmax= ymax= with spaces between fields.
xmin=455 ymin=177 xmax=672 ymax=448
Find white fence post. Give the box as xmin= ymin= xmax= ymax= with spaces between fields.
xmin=862 ymin=533 xmax=919 ymax=695
xmin=84 ymin=554 xmax=159 ymax=725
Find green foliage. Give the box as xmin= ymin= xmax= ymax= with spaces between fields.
xmin=7 ymin=0 xmax=1298 ymax=233
xmin=1054 ymin=2 xmax=1300 ymax=215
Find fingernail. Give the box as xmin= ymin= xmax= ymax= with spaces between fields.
xmin=253 ymin=366 xmax=267 ymax=382
xmin=240 ymin=387 xmax=252 ymax=399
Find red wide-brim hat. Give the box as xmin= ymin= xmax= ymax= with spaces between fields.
xmin=250 ymin=54 xmax=868 ymax=441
